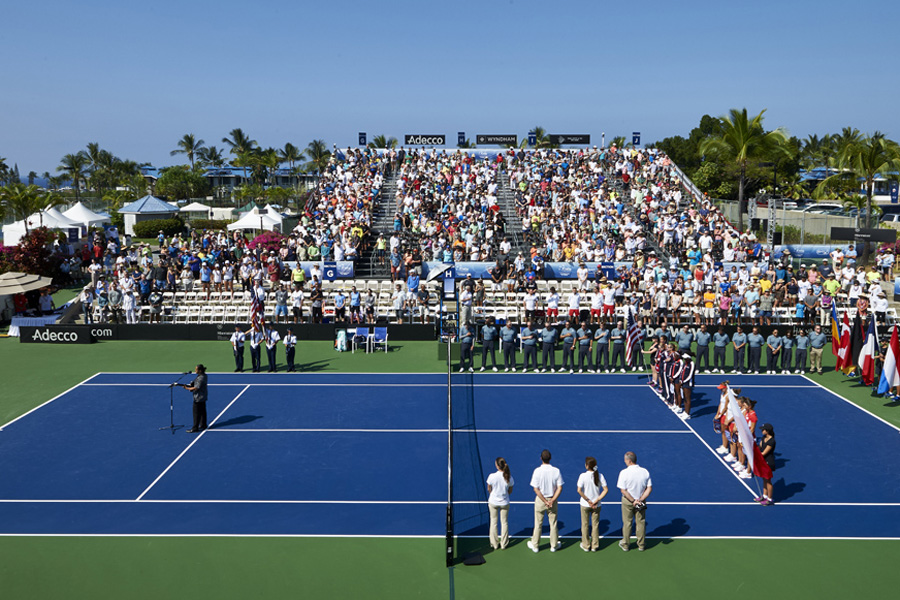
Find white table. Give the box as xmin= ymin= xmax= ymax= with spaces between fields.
xmin=8 ymin=315 xmax=60 ymax=337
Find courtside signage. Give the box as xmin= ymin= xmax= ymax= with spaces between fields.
xmin=549 ymin=134 xmax=591 ymax=145
xmin=405 ymin=134 xmax=446 ymax=146
xmin=476 ymin=134 xmax=517 ymax=145
xmin=20 ymin=326 xmax=95 ymax=344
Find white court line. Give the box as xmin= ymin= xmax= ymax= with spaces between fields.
xmin=2 ymin=499 xmax=898 ymax=506
xmin=647 ymin=385 xmax=758 ymax=497
xmin=135 ymin=385 xmax=250 ymax=501
xmin=0 ymin=372 xmax=101 ymax=431
xmin=802 ymin=374 xmax=900 ymax=433
xmin=203 ymin=428 xmax=691 ymax=434
xmin=0 ymin=533 xmax=896 ymax=540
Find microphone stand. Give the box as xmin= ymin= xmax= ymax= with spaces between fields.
xmin=161 ymin=372 xmax=190 ymax=433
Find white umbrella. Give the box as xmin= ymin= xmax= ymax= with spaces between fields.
xmin=0 ymin=271 xmax=55 ymax=295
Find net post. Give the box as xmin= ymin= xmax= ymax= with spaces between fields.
xmin=446 ymin=334 xmax=453 ymax=567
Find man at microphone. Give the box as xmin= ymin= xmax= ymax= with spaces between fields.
xmin=181 ymin=364 xmax=208 ymax=433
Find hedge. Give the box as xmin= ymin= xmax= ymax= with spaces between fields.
xmin=188 ymin=219 xmax=234 ymax=231
xmin=133 ymin=217 xmax=185 ymax=238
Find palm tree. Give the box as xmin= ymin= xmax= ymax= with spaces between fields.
xmin=0 ymin=184 xmax=50 ymax=232
xmin=198 ymin=145 xmax=226 ymax=168
xmin=57 ymin=152 xmax=90 ymax=201
xmin=278 ymin=143 xmax=304 ymax=188
xmin=699 ymin=108 xmax=789 ymax=232
xmin=367 ymin=135 xmax=398 ymax=150
xmin=303 ymin=139 xmax=331 ymax=174
xmin=528 ymin=126 xmax=552 ymax=149
xmin=222 ymin=128 xmax=257 ymax=184
xmin=170 ymin=134 xmax=206 ymax=169
xmin=819 ymin=134 xmax=900 ymax=230
xmin=610 ymin=136 xmax=628 ymax=149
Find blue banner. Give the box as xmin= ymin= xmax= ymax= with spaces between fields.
xmin=422 ymin=261 xmax=625 ymax=280
xmin=285 ymin=261 xmax=355 ymax=279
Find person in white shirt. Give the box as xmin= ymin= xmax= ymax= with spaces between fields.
xmin=122 ymin=290 xmax=137 ymax=323
xmin=567 ymin=291 xmax=581 ymax=320
xmin=265 ymin=325 xmax=281 ymax=373
xmin=283 ymin=328 xmax=298 ymax=372
xmin=577 ymin=457 xmax=608 ymax=552
xmin=291 ymin=288 xmax=304 ymax=324
xmin=486 ymin=457 xmax=514 ymax=550
xmin=617 ymin=452 xmax=652 ymax=552
xmin=528 ymin=449 xmax=564 ymax=553
xmin=230 ymin=326 xmax=246 ymax=372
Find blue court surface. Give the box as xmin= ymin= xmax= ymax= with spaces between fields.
xmin=0 ymin=372 xmax=898 ymax=539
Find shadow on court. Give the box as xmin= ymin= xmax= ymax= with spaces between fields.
xmin=211 ymin=415 xmax=264 ymax=428
xmin=773 ymin=477 xmax=806 ymax=501
xmin=295 ymin=360 xmax=331 ymax=372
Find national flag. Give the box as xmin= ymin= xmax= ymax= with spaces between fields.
xmin=830 ymin=303 xmax=841 ymax=357
xmin=858 ymin=317 xmax=878 ymax=386
xmin=250 ymin=290 xmax=266 ymax=332
xmin=845 ymin=314 xmax=864 ymax=375
xmin=725 ymin=386 xmax=761 ymax=476
xmin=750 ymin=443 xmax=773 ymax=479
xmin=836 ymin=312 xmax=851 ymax=370
xmin=877 ymin=326 xmax=900 ymax=395
xmin=625 ymin=307 xmax=642 ymax=366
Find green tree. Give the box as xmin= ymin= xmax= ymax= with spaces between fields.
xmin=368 ymin=135 xmax=398 ymax=149
xmin=0 ymin=184 xmax=57 ymax=232
xmin=57 ymin=152 xmax=90 ymax=201
xmin=222 ymin=128 xmax=257 ymax=184
xmin=197 ymin=145 xmax=226 ymax=168
xmin=303 ymin=139 xmax=331 ymax=174
xmin=699 ymin=108 xmax=789 ymax=232
xmin=155 ymin=166 xmax=211 ymax=200
xmin=170 ymin=134 xmax=206 ymax=169
xmin=26 ymin=171 xmax=37 ymax=185
xmin=278 ymin=143 xmax=304 ymax=189
xmin=818 ymin=134 xmax=900 ymax=230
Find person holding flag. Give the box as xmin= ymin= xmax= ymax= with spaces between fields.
xmin=722 ymin=383 xmax=773 ymax=498
xmin=878 ymin=325 xmax=900 ymax=398
xmin=858 ymin=317 xmax=879 ymax=386
xmin=625 ymin=308 xmax=643 ymax=372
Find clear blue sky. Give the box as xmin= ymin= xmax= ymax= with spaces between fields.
xmin=2 ymin=0 xmax=897 ymax=174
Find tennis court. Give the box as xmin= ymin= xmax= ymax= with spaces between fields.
xmin=1 ymin=372 xmax=898 ymax=542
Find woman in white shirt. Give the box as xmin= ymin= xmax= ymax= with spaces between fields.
xmin=486 ymin=457 xmax=514 ymax=550
xmin=577 ymin=457 xmax=608 ymax=552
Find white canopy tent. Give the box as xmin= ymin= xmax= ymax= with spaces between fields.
xmin=227 ymin=208 xmax=281 ymax=232
xmin=263 ymin=204 xmax=284 ymax=224
xmin=63 ymin=202 xmax=110 ymax=228
xmin=1 ymin=209 xmax=83 ymax=247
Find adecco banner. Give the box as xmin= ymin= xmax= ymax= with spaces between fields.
xmin=19 ymin=326 xmax=95 ymax=344
xmin=404 ymin=134 xmax=446 ymax=146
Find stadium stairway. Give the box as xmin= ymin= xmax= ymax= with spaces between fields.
xmin=355 ymin=171 xmax=399 ymax=279
xmin=497 ymin=171 xmax=530 ymax=255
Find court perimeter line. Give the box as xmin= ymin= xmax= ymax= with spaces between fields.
xmin=136 ymin=385 xmax=250 ymax=501
xmin=79 ymin=382 xmax=817 ymax=389
xmin=0 ymin=533 xmax=896 ymax=540
xmin=203 ymin=428 xmax=692 ymax=434
xmin=802 ymin=374 xmax=900 ymax=433
xmin=0 ymin=372 xmax=101 ymax=431
xmin=3 ymin=499 xmax=898 ymax=506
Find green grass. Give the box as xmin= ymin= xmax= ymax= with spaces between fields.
xmin=0 ymin=336 xmax=897 ymax=599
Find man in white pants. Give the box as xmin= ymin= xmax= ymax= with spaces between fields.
xmin=617 ymin=451 xmax=652 ymax=552
xmin=528 ymin=449 xmax=564 ymax=553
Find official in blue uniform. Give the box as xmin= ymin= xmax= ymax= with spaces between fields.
xmin=594 ymin=322 xmax=610 ymax=372
xmin=713 ymin=327 xmax=730 ymax=373
xmin=459 ymin=321 xmax=475 ymax=372
xmin=795 ymin=330 xmax=810 ymax=374
xmin=576 ymin=322 xmax=592 ymax=373
xmin=481 ymin=317 xmax=499 ymax=371
xmin=781 ymin=330 xmax=794 ymax=374
xmin=747 ymin=327 xmax=765 ymax=374
xmin=766 ymin=329 xmax=782 ymax=374
xmin=695 ymin=325 xmax=711 ymax=372
xmin=732 ymin=326 xmax=747 ymax=374
xmin=610 ymin=320 xmax=627 ymax=372
xmin=500 ymin=322 xmax=518 ymax=372
xmin=540 ymin=323 xmax=558 ymax=372
xmin=560 ymin=320 xmax=577 ymax=372
xmin=521 ymin=320 xmax=538 ymax=372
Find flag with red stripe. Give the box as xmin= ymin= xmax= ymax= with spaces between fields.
xmin=858 ymin=317 xmax=878 ymax=386
xmin=250 ymin=290 xmax=266 ymax=331
xmin=625 ymin=307 xmax=642 ymax=366
xmin=877 ymin=326 xmax=900 ymax=395
xmin=836 ymin=311 xmax=851 ymax=370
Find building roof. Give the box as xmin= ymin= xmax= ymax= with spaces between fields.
xmin=119 ymin=195 xmax=179 ymax=214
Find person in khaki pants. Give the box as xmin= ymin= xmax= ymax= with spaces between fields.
xmin=486 ymin=457 xmax=514 ymax=550
xmin=527 ymin=449 xmax=564 ymax=553
xmin=617 ymin=451 xmax=652 ymax=552
xmin=809 ymin=324 xmax=827 ymax=374
xmin=576 ymin=457 xmax=608 ymax=552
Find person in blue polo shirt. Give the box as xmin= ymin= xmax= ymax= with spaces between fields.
xmin=747 ymin=327 xmax=764 ymax=374
xmin=459 ymin=321 xmax=475 ymax=373
xmin=713 ymin=326 xmax=730 ymax=373
xmin=781 ymin=330 xmax=794 ymax=374
xmin=521 ymin=320 xmax=538 ymax=373
xmin=610 ymin=320 xmax=627 ymax=373
xmin=809 ymin=324 xmax=827 ymax=374
xmin=481 ymin=316 xmax=499 ymax=372
xmin=765 ymin=329 xmax=782 ymax=374
xmin=500 ymin=321 xmax=518 ymax=372
xmin=695 ymin=324 xmax=711 ymax=373
xmin=795 ymin=329 xmax=810 ymax=374
xmin=576 ymin=321 xmax=592 ymax=373
xmin=594 ymin=322 xmax=610 ymax=373
xmin=541 ymin=322 xmax=559 ymax=373
xmin=560 ymin=320 xmax=577 ymax=373
xmin=675 ymin=325 xmax=694 ymax=354
xmin=732 ymin=326 xmax=747 ymax=374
